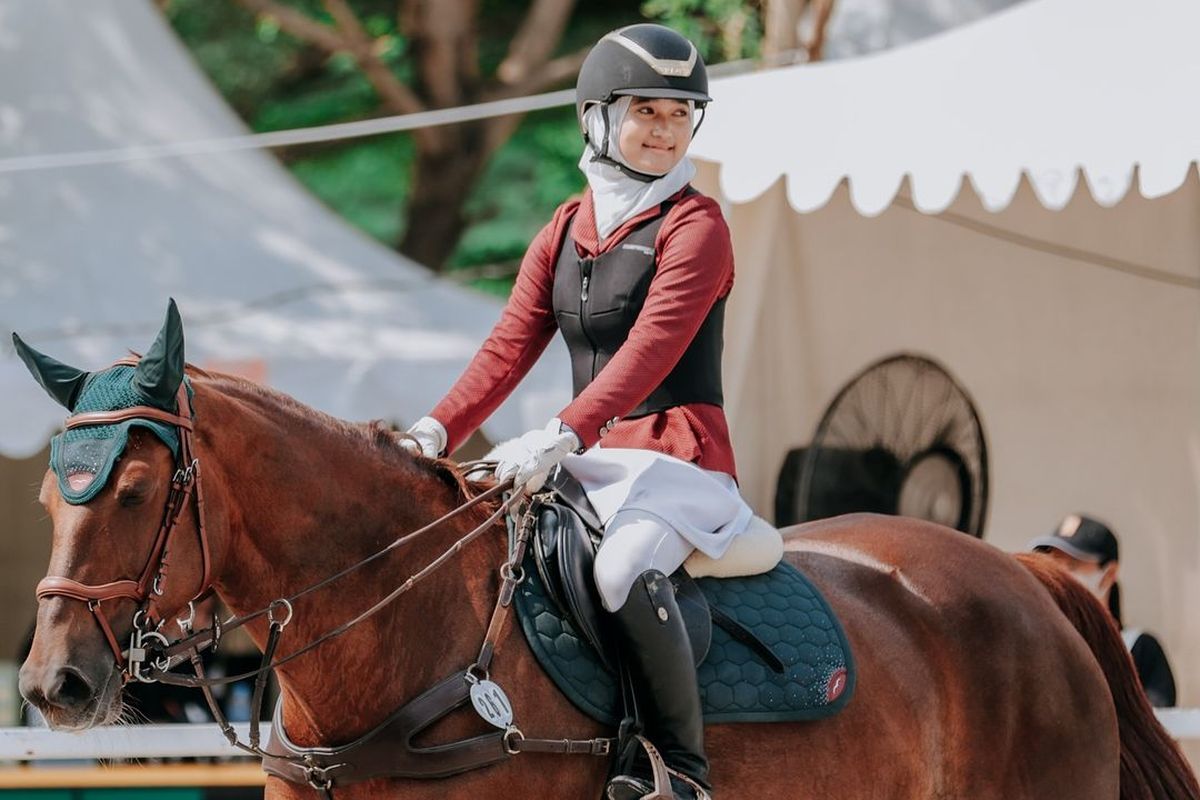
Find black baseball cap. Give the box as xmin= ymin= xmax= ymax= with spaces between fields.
xmin=1030 ymin=514 xmax=1119 ymax=564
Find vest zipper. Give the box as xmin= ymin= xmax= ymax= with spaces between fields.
xmin=579 ymin=259 xmax=599 ymax=379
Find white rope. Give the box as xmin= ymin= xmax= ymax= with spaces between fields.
xmin=0 ymin=90 xmax=576 ymax=175
xmin=0 ymin=55 xmax=778 ymax=177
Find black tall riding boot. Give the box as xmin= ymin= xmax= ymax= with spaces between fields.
xmin=606 ymin=570 xmax=712 ymax=800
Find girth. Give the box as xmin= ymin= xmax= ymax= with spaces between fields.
xmin=262 ymin=671 xmax=511 ymax=785
xmin=262 ymin=668 xmax=612 ymax=793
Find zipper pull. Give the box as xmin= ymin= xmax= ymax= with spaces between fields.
xmin=580 ymin=259 xmax=593 ymax=303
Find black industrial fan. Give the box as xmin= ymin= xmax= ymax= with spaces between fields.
xmin=775 ymin=354 xmax=989 ymax=537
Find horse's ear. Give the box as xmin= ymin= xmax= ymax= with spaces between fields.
xmin=12 ymin=332 xmax=91 ymax=410
xmin=133 ymin=299 xmax=185 ymax=410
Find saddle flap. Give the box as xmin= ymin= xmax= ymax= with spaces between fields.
xmin=531 ymin=468 xmax=713 ymax=671
xmin=532 ymin=500 xmax=616 ymax=670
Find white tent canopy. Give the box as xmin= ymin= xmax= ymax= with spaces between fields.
xmin=0 ymin=0 xmax=569 ymax=459
xmin=688 ymin=0 xmax=1200 ymax=747
xmin=691 ymin=0 xmax=1200 ymax=216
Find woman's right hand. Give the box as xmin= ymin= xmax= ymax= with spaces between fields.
xmin=401 ymin=416 xmax=447 ymax=458
xmin=494 ymin=420 xmax=581 ymax=493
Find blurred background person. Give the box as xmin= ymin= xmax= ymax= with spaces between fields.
xmin=1031 ymin=514 xmax=1177 ymax=708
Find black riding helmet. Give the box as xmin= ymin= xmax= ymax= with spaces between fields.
xmin=576 ymin=24 xmax=711 ymax=180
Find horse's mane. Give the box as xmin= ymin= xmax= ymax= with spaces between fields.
xmin=187 ymin=365 xmax=497 ymax=506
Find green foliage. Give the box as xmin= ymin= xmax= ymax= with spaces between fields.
xmin=163 ymin=0 xmax=667 ymax=291
xmin=452 ymin=106 xmax=586 ymax=293
xmin=163 ymin=0 xmax=294 ymax=117
xmin=289 ymin=134 xmax=413 ymax=244
xmin=641 ymin=0 xmax=763 ymax=61
xmin=163 ymin=0 xmax=411 ymax=129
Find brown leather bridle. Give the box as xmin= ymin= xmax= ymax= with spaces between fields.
xmin=35 ymin=357 xmax=212 ymax=682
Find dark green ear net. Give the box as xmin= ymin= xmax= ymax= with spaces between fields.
xmin=16 ymin=298 xmax=190 ymax=505
xmin=12 ymin=332 xmax=91 ymax=411
xmin=133 ymin=298 xmax=186 ymax=411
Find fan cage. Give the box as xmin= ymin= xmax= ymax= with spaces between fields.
xmin=792 ymin=353 xmax=989 ymax=538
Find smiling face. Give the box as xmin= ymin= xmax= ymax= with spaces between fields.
xmin=616 ymin=96 xmax=693 ymax=175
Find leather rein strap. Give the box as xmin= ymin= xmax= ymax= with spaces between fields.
xmin=35 ymin=358 xmax=212 ymax=677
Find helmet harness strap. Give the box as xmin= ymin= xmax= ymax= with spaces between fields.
xmin=585 ymin=100 xmax=708 ymax=185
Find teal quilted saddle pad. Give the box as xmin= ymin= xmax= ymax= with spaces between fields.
xmin=513 ymin=554 xmax=856 ymax=726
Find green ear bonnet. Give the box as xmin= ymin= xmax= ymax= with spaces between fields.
xmin=49 ymin=366 xmax=190 ymax=505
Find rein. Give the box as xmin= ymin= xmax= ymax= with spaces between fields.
xmin=147 ymin=479 xmax=517 ymax=686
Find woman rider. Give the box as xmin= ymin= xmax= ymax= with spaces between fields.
xmin=403 ymin=24 xmax=750 ymax=800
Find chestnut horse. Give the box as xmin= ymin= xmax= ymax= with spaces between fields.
xmin=15 ymin=347 xmax=1198 ymax=798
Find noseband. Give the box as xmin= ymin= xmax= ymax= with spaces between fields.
xmin=35 ymin=357 xmax=212 ymax=681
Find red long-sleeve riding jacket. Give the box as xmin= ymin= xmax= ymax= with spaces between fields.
xmin=431 ymin=185 xmax=738 ymax=477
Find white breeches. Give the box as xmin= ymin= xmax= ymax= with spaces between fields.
xmin=558 ymin=447 xmax=754 ymax=611
xmin=594 ymin=509 xmax=695 ymax=611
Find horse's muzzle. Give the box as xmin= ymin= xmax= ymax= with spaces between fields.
xmin=19 ymin=655 xmax=119 ymax=730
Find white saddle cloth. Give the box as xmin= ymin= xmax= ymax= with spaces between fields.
xmin=684 ymin=515 xmax=784 ymax=579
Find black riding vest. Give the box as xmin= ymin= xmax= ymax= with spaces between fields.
xmin=551 ymin=195 xmax=726 ymax=419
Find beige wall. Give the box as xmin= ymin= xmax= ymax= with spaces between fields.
xmin=698 ymin=162 xmax=1200 ymax=715
xmin=0 ymin=448 xmax=51 ymax=659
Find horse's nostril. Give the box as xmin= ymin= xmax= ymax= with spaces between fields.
xmin=47 ymin=668 xmax=94 ymax=710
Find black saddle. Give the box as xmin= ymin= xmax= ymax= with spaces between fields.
xmin=533 ymin=469 xmax=778 ymax=673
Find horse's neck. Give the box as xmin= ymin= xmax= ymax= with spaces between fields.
xmin=193 ymin=379 xmax=504 ymax=745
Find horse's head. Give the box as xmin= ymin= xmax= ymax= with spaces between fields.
xmin=14 ymin=301 xmax=208 ymax=730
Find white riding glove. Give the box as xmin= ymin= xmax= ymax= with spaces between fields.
xmin=400 ymin=415 xmax=448 ymax=458
xmin=495 ymin=419 xmax=581 ymax=493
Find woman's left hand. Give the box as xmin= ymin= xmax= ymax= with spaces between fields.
xmin=495 ymin=420 xmax=581 ymax=493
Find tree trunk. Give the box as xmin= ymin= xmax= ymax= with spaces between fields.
xmin=805 ymin=0 xmax=837 ymax=62
xmin=395 ymin=0 xmax=485 ymax=270
xmin=763 ymin=0 xmax=803 ymax=61
xmin=398 ymin=123 xmax=490 ymax=270
xmin=231 ymin=0 xmax=581 ymax=273
xmin=763 ymin=0 xmax=837 ymax=63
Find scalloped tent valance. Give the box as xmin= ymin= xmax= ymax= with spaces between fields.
xmin=689 ymin=0 xmax=1200 ymax=216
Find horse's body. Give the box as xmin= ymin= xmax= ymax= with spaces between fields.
xmin=20 ymin=369 xmax=1198 ymax=799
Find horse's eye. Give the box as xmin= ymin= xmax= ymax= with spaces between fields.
xmin=118 ymin=491 xmax=146 ymax=508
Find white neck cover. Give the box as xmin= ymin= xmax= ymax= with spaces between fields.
xmin=578 ymin=97 xmax=696 ymax=241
